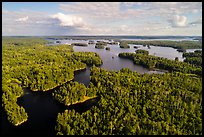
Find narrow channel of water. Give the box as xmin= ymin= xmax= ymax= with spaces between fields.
xmin=1 ymin=68 xmax=98 ymax=135
xmin=2 ymin=38 xmax=201 ymax=135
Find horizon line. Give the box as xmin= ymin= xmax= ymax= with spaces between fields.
xmin=2 ymin=35 xmax=202 ymax=37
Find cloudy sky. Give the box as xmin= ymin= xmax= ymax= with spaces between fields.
xmin=2 ymin=2 xmax=202 ymax=36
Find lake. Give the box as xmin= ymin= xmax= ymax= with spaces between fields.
xmin=59 ymin=39 xmax=186 ymax=63
xmin=1 ymin=38 xmax=201 ymax=135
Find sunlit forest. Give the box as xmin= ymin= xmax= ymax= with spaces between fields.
xmin=2 ymin=37 xmax=202 ymax=135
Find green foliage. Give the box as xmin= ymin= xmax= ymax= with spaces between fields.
xmin=118 ymin=52 xmax=202 ymax=76
xmin=95 ymin=42 xmax=107 ymax=49
xmin=52 ymin=81 xmax=97 ymax=106
xmin=71 ymin=52 xmax=103 ymax=67
xmin=183 ymin=50 xmax=202 ymax=58
xmin=95 ymin=45 xmax=105 ymax=49
xmin=135 ymin=49 xmax=149 ymax=55
xmin=3 ymin=38 xmax=102 ymax=91
xmin=119 ymin=43 xmax=130 ymax=48
xmin=175 ymin=57 xmax=179 ymax=62
xmin=183 ymin=50 xmax=202 ymax=66
xmin=2 ymin=82 xmax=28 ymax=126
xmin=96 ymin=41 xmax=107 ymax=46
xmin=55 ymin=66 xmax=202 ymax=135
xmin=2 ymin=37 xmax=48 ymax=47
xmin=2 ymin=37 xmax=102 ymax=126
xmin=71 ymin=43 xmax=88 ymax=47
xmin=119 ymin=40 xmax=202 ymax=50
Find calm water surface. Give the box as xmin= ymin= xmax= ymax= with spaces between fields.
xmin=2 ymin=38 xmax=201 ymax=135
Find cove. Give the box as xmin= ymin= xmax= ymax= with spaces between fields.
xmin=2 ymin=38 xmax=200 ymax=135
xmin=1 ymin=68 xmax=100 ymax=135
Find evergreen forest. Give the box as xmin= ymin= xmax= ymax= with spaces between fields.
xmin=2 ymin=37 xmax=202 ymax=135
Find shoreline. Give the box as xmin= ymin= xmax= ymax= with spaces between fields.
xmin=65 ymin=96 xmax=97 ymax=106
xmin=14 ymin=118 xmax=28 ymax=126
xmin=30 ymin=66 xmax=87 ymax=92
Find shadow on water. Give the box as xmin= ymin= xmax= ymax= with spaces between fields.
xmin=1 ymin=88 xmax=100 ymax=135
xmin=73 ymin=66 xmax=90 ymax=87
xmin=1 ymin=67 xmax=99 ymax=136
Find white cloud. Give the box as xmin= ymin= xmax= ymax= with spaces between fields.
xmin=145 ymin=2 xmax=201 ymax=15
xmin=2 ymin=2 xmax=202 ymax=36
xmin=15 ymin=16 xmax=29 ymax=22
xmin=59 ymin=2 xmax=202 ymax=27
xmin=59 ymin=2 xmax=142 ymax=20
xmin=59 ymin=3 xmax=121 ymax=18
xmin=51 ymin=13 xmax=84 ymax=27
xmin=168 ymin=15 xmax=187 ymax=27
xmin=119 ymin=25 xmax=136 ymax=33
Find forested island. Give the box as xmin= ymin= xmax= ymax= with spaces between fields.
xmin=2 ymin=37 xmax=102 ymax=126
xmin=118 ymin=50 xmax=202 ymax=76
xmin=71 ymin=43 xmax=88 ymax=47
xmin=95 ymin=42 xmax=107 ymax=49
xmin=183 ymin=50 xmax=202 ymax=66
xmin=119 ymin=40 xmax=202 ymax=51
xmin=2 ymin=37 xmax=202 ymax=135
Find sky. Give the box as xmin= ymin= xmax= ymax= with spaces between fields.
xmin=2 ymin=2 xmax=202 ymax=36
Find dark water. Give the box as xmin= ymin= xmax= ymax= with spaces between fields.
xmin=1 ymin=89 xmax=66 ymax=135
xmin=1 ymin=68 xmax=100 ymax=136
xmin=2 ymin=38 xmax=201 ymax=135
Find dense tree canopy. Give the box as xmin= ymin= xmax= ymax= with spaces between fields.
xmin=2 ymin=37 xmax=102 ymax=126
xmin=52 ymin=81 xmax=97 ymax=106
xmin=55 ymin=66 xmax=202 ymax=135
xmin=119 ymin=43 xmax=130 ymax=48
xmin=183 ymin=50 xmax=202 ymax=67
xmin=2 ymin=37 xmax=202 ymax=135
xmin=119 ymin=40 xmax=202 ymax=51
xmin=118 ymin=52 xmax=202 ymax=76
xmin=95 ymin=45 xmax=105 ymax=49
xmin=71 ymin=43 xmax=88 ymax=47
xmin=135 ymin=49 xmax=149 ymax=55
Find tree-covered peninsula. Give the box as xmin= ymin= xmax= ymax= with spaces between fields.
xmin=2 ymin=37 xmax=102 ymax=126
xmin=119 ymin=40 xmax=202 ymax=51
xmin=118 ymin=51 xmax=202 ymax=76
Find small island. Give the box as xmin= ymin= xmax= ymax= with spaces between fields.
xmin=95 ymin=45 xmax=105 ymax=49
xmin=119 ymin=44 xmax=130 ymax=48
xmin=95 ymin=42 xmax=107 ymax=49
xmin=71 ymin=43 xmax=88 ymax=47
xmin=133 ymin=46 xmax=139 ymax=49
xmin=88 ymin=40 xmax=95 ymax=44
xmin=105 ymin=47 xmax=110 ymax=50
